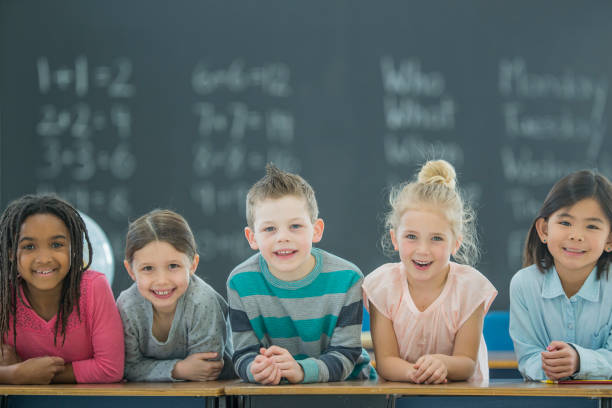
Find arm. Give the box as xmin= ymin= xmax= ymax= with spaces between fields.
xmin=0 ymin=357 xmax=65 ymax=385
xmin=509 ymin=275 xmax=547 ymax=380
xmin=570 ymin=332 xmax=612 ymax=379
xmin=413 ymin=302 xmax=484 ymax=383
xmin=370 ymin=301 xmax=416 ymax=381
xmin=295 ymin=279 xmax=365 ymax=383
xmin=227 ymin=281 xmax=262 ymax=382
xmin=71 ymin=274 xmax=124 ymax=383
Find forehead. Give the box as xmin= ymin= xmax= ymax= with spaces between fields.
xmin=397 ymin=208 xmax=453 ymax=233
xmin=19 ymin=213 xmax=69 ymax=238
xmin=553 ymin=197 xmax=608 ymax=221
xmin=132 ymin=240 xmax=189 ymax=263
xmin=253 ymin=195 xmax=311 ymax=223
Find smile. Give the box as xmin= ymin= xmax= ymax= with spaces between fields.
xmin=412 ymin=260 xmax=432 ymax=270
xmin=151 ymin=288 xmax=175 ymax=298
xmin=34 ymin=268 xmax=55 ymax=276
xmin=275 ymin=250 xmax=296 ymax=256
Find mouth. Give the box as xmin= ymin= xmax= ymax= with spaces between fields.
xmin=563 ymin=247 xmax=586 ymax=256
xmin=412 ymin=260 xmax=432 ymax=271
xmin=150 ymin=288 xmax=176 ymax=299
xmin=33 ymin=268 xmax=56 ymax=276
xmin=274 ymin=249 xmax=297 ymax=258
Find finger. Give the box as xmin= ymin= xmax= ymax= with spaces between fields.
xmin=416 ymin=366 xmax=435 ymax=383
xmin=259 ymin=347 xmax=267 ymax=355
xmin=193 ymin=352 xmax=219 ymax=360
xmin=263 ymin=346 xmax=285 ymax=357
xmin=49 ymin=357 xmax=65 ymax=366
xmin=428 ymin=367 xmax=446 ymax=384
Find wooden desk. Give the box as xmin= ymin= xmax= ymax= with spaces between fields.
xmin=225 ymin=379 xmax=612 ymax=408
xmin=0 ymin=380 xmax=237 ymax=408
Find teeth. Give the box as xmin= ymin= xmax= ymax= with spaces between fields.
xmin=153 ymin=290 xmax=171 ymax=295
xmin=565 ymin=248 xmax=584 ymax=253
xmin=276 ymin=250 xmax=294 ymax=255
xmin=36 ymin=269 xmax=53 ymax=275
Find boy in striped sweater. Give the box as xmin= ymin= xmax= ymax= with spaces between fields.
xmin=227 ymin=164 xmax=375 ymax=384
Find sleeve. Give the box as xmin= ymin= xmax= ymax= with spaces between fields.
xmin=509 ymin=272 xmax=546 ymax=381
xmin=361 ymin=264 xmax=399 ymax=320
xmin=186 ymin=289 xmax=235 ymax=380
xmin=72 ymin=274 xmax=125 ymax=383
xmin=227 ymin=277 xmax=261 ymax=382
xmin=297 ymin=271 xmax=366 ymax=383
xmin=571 ymin=325 xmax=612 ymax=379
xmin=117 ymin=297 xmax=180 ymax=382
xmin=456 ymin=268 xmax=498 ymax=328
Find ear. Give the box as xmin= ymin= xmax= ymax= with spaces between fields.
xmin=312 ymin=219 xmax=325 ymax=243
xmin=124 ymin=259 xmax=137 ymax=282
xmin=452 ymin=235 xmax=463 ymax=256
xmin=244 ymin=226 xmax=259 ymax=250
xmin=189 ymin=254 xmax=200 ymax=276
xmin=390 ymin=229 xmax=399 ymax=251
xmin=535 ymin=218 xmax=549 ymax=244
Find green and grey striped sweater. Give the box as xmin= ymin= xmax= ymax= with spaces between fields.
xmin=227 ymin=248 xmax=376 ymax=383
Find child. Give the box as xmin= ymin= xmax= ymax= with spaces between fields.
xmin=117 ymin=209 xmax=234 ymax=382
xmin=0 ymin=194 xmax=124 ymax=384
xmin=363 ymin=160 xmax=497 ymax=384
xmin=510 ymin=170 xmax=612 ymax=381
xmin=228 ymin=164 xmax=375 ymax=384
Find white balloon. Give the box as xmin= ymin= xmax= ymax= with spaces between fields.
xmin=80 ymin=212 xmax=115 ymax=285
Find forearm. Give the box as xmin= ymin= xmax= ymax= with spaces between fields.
xmin=125 ymin=358 xmax=181 ymax=382
xmin=0 ymin=365 xmax=16 ymax=384
xmin=572 ymin=345 xmax=612 ymax=379
xmin=431 ymin=354 xmax=475 ymax=381
xmin=376 ymin=356 xmax=415 ymax=382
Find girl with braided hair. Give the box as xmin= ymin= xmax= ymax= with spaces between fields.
xmin=0 ymin=194 xmax=124 ymax=384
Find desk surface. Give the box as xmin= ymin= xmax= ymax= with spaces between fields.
xmin=225 ymin=379 xmax=612 ymax=398
xmin=0 ymin=380 xmax=237 ymax=397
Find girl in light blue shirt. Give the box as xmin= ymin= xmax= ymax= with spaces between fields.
xmin=510 ymin=170 xmax=612 ymax=381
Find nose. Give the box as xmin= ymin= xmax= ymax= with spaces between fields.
xmin=276 ymin=228 xmax=290 ymax=242
xmin=34 ymin=248 xmax=54 ymax=264
xmin=569 ymin=231 xmax=584 ymax=242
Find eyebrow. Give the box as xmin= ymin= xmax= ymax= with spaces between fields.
xmin=18 ymin=235 xmax=67 ymax=243
xmin=557 ymin=213 xmax=605 ymax=223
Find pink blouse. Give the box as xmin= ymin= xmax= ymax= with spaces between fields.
xmin=363 ymin=262 xmax=497 ymax=383
xmin=4 ymin=270 xmax=124 ymax=383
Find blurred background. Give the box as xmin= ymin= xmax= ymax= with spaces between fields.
xmin=1 ymin=0 xmax=611 ymax=310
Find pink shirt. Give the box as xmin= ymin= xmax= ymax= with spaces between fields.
xmin=4 ymin=270 xmax=124 ymax=383
xmin=363 ymin=262 xmax=497 ymax=383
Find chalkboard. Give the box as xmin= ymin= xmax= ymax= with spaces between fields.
xmin=1 ymin=0 xmax=611 ymax=309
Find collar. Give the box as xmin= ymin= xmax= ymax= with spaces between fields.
xmin=541 ymin=265 xmax=599 ymax=302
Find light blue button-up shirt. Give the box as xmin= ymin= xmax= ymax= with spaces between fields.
xmin=509 ymin=264 xmax=612 ymax=380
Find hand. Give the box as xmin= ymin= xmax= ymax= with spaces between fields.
xmin=12 ymin=357 xmax=65 ymax=384
xmin=541 ymin=341 xmax=580 ymax=380
xmin=411 ymin=354 xmax=448 ymax=384
xmin=0 ymin=344 xmax=22 ymax=366
xmin=262 ymin=345 xmax=304 ymax=384
xmin=250 ymin=349 xmax=281 ymax=385
xmin=172 ymin=352 xmax=224 ymax=381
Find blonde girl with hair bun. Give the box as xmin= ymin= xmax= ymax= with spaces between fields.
xmin=363 ymin=160 xmax=497 ymax=384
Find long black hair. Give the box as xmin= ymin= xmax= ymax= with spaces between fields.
xmin=523 ymin=170 xmax=612 ymax=279
xmin=0 ymin=194 xmax=92 ymax=347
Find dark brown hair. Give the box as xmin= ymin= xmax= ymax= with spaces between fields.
xmin=246 ymin=163 xmax=318 ymax=228
xmin=0 ymin=194 xmax=92 ymax=348
xmin=523 ymin=170 xmax=612 ymax=279
xmin=125 ymin=209 xmax=197 ymax=264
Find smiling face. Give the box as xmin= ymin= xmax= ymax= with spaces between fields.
xmin=536 ymin=197 xmax=612 ymax=279
xmin=124 ymin=240 xmax=198 ymax=314
xmin=245 ymin=195 xmax=324 ymax=281
xmin=17 ymin=213 xmax=72 ymax=301
xmin=390 ymin=207 xmax=460 ymax=288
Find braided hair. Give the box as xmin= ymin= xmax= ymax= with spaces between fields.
xmin=0 ymin=194 xmax=92 ymax=348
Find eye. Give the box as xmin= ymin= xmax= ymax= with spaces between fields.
xmin=405 ymin=234 xmax=417 ymax=240
xmin=587 ymin=224 xmax=600 ymax=230
xmin=169 ymin=263 xmax=180 ymax=269
xmin=559 ymin=221 xmax=571 ymax=227
xmin=432 ymin=236 xmax=444 ymax=242
xmin=21 ymin=243 xmax=35 ymax=251
xmin=51 ymin=241 xmax=65 ymax=249
xmin=263 ymin=226 xmax=275 ymax=232
xmin=290 ymin=224 xmax=302 ymax=229
xmin=142 ymin=265 xmax=153 ymax=272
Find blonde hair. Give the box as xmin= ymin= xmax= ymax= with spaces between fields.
xmin=384 ymin=160 xmax=479 ymax=266
xmin=246 ymin=163 xmax=318 ymax=228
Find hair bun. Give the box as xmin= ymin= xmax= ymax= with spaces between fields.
xmin=417 ymin=160 xmax=457 ymax=190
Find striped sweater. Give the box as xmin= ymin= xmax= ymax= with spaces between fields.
xmin=227 ymin=248 xmax=375 ymax=383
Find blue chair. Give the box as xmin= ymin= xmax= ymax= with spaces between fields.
xmin=483 ymin=311 xmax=513 ymax=351
xmin=362 ymin=305 xmax=370 ymax=332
